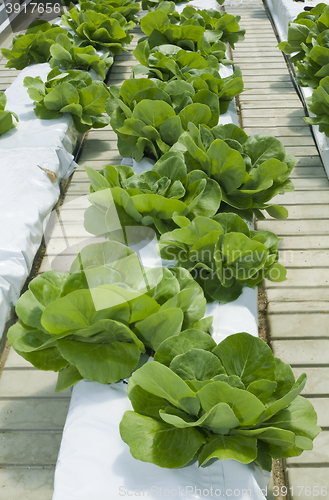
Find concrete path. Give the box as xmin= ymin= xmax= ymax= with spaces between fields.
xmin=227 ymin=1 xmax=329 ymax=498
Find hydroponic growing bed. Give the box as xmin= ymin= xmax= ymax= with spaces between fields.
xmin=266 ymin=0 xmax=329 ymax=178
xmin=0 ymin=0 xmax=322 ymax=498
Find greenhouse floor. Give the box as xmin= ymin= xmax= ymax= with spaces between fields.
xmin=0 ymin=1 xmax=328 ymax=499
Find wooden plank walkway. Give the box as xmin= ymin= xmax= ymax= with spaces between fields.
xmin=227 ymin=1 xmax=329 ymax=498
xmin=0 ymin=37 xmax=20 ymax=91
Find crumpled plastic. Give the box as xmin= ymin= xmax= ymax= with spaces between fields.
xmin=0 ymin=63 xmax=78 ymax=340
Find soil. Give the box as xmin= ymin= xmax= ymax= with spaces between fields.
xmin=0 ymin=341 xmax=10 ymax=378
xmin=258 ymin=286 xmax=289 ymax=500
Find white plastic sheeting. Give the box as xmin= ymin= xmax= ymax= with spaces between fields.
xmin=1 ymin=63 xmax=79 ymax=157
xmin=53 ymin=377 xmax=269 ymax=500
xmin=0 ymin=63 xmax=78 ymax=339
xmin=265 ymin=0 xmax=329 ymax=179
xmin=175 ymin=0 xmax=218 ymax=14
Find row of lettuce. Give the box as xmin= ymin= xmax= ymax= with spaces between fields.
xmin=4 ymin=0 xmax=320 ymax=475
xmin=279 ymin=2 xmax=329 ymax=136
xmin=0 ymin=0 xmax=140 ymax=135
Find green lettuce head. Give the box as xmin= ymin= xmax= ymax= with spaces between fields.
xmin=120 ymin=332 xmax=321 ymax=471
xmin=8 ymin=241 xmax=211 ymax=391
xmin=159 ymin=213 xmax=287 ymax=303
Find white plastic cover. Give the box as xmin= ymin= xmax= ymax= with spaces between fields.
xmin=175 ymin=0 xmax=218 ymax=13
xmin=265 ymin=0 xmax=329 ymax=179
xmin=0 ymin=63 xmax=78 ymax=340
xmin=53 ymin=378 xmax=270 ymax=500
xmin=1 ymin=63 xmax=79 ymax=157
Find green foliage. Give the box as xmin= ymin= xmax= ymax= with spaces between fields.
xmin=141 ymin=0 xmax=185 ymax=9
xmin=1 ymin=20 xmax=69 ymax=70
xmin=120 ymin=332 xmax=320 ymax=470
xmin=178 ymin=6 xmax=245 ymax=48
xmin=159 ymin=213 xmax=287 ymax=302
xmin=83 ymin=151 xmax=221 ymax=235
xmin=8 ymin=242 xmax=210 ymax=391
xmin=295 ymin=39 xmax=329 ymax=88
xmin=304 ymin=75 xmax=329 ymax=135
xmin=79 ymin=0 xmax=140 ymax=23
xmin=278 ymin=3 xmax=329 ymax=64
xmin=61 ymin=7 xmax=134 ymax=53
xmin=131 ymin=44 xmax=243 ymax=115
xmin=1 ymin=19 xmax=113 ymax=77
xmin=23 ymin=67 xmax=111 ymax=133
xmin=49 ymin=34 xmax=113 ymax=78
xmin=105 ymin=78 xmax=221 ymax=160
xmin=138 ymin=9 xmax=229 ymax=64
xmin=150 ymin=1 xmax=181 ymax=23
xmin=172 ymin=123 xmax=295 ymax=220
xmin=278 ymin=4 xmax=329 ymax=89
xmin=0 ymin=92 xmax=19 ymax=136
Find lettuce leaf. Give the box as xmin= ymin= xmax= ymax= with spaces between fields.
xmin=120 ymin=333 xmax=321 ymax=470
xmin=158 ymin=213 xmax=287 ymax=302
xmin=172 ymin=123 xmax=295 ymax=220
xmin=23 ymin=68 xmax=111 ymax=133
xmin=8 ymin=242 xmax=210 ymax=390
xmin=83 ymin=153 xmax=221 ymax=234
xmin=0 ymin=92 xmax=19 ymax=136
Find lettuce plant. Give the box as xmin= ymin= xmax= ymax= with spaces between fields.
xmin=7 ymin=241 xmax=210 ymax=391
xmin=138 ymin=9 xmax=229 ymax=63
xmin=304 ymin=76 xmax=329 ymax=136
xmin=179 ymin=6 xmax=245 ymax=48
xmin=83 ymin=151 xmax=221 ymax=235
xmin=23 ymin=67 xmax=111 ymax=133
xmin=1 ymin=20 xmax=113 ymax=77
xmin=144 ymin=1 xmax=181 ymax=23
xmin=61 ymin=8 xmax=134 ymax=53
xmin=132 ymin=42 xmax=219 ymax=80
xmin=132 ymin=44 xmax=243 ymax=112
xmin=278 ymin=3 xmax=329 ymax=64
xmin=172 ymin=123 xmax=295 ymax=220
xmin=79 ymin=0 xmax=140 ymax=23
xmin=141 ymin=0 xmax=187 ymax=9
xmin=294 ymin=39 xmax=329 ymax=88
xmin=120 ymin=332 xmax=320 ymax=471
xmin=1 ymin=20 xmax=69 ymax=70
xmin=0 ymin=92 xmax=19 ymax=136
xmin=158 ymin=213 xmax=287 ymax=302
xmin=105 ymin=78 xmax=221 ymax=160
xmin=48 ymin=34 xmax=113 ymax=78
